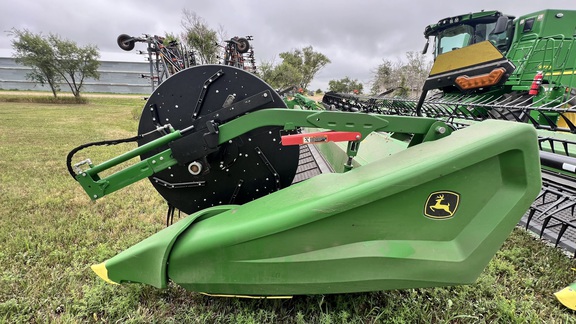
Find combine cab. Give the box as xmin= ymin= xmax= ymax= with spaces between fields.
xmin=68 ymin=62 xmax=541 ymax=296
xmin=420 ymin=9 xmax=576 ymax=128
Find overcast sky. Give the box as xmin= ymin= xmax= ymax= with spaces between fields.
xmin=2 ymin=1 xmax=576 ymax=90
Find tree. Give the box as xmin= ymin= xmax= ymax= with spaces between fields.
xmin=10 ymin=29 xmax=100 ymax=98
xmin=10 ymin=29 xmax=60 ymax=97
xmin=278 ymin=46 xmax=330 ymax=90
xmin=370 ymin=59 xmax=394 ymax=95
xmin=328 ymin=77 xmax=364 ymax=94
xmin=50 ymin=34 xmax=100 ymax=98
xmin=370 ymin=51 xmax=432 ymax=96
xmin=260 ymin=46 xmax=330 ymax=91
xmin=181 ymin=9 xmax=219 ymax=65
xmin=399 ymin=51 xmax=431 ymax=96
xmin=164 ymin=33 xmax=180 ymax=45
xmin=259 ymin=60 xmax=303 ymax=90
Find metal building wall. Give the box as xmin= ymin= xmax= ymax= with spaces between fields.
xmin=0 ymin=57 xmax=153 ymax=94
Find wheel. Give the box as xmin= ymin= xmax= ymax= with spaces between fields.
xmin=236 ymin=38 xmax=250 ymax=54
xmin=137 ymin=65 xmax=300 ymax=214
xmin=117 ymin=34 xmax=135 ymax=51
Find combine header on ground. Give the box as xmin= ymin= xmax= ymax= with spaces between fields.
xmin=68 ymin=64 xmax=540 ymax=296
xmin=69 ymin=9 xmax=576 ymax=298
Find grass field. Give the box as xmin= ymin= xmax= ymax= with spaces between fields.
xmin=1 ymin=95 xmax=576 ymax=323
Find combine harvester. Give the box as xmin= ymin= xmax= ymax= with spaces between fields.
xmin=324 ymin=9 xmax=576 ymax=257
xmin=68 ymin=52 xmax=542 ymax=297
xmin=321 ymin=8 xmax=576 ymax=308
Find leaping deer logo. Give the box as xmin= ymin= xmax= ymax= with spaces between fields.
xmin=429 ymin=194 xmax=453 ymax=216
xmin=424 ymin=191 xmax=460 ymax=219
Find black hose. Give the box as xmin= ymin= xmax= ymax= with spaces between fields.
xmin=66 ymin=135 xmax=141 ymax=180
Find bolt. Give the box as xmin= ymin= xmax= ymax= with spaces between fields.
xmin=152 ymin=160 xmax=156 ymax=164
xmin=356 ymin=135 xmax=361 ymax=139
xmin=263 ymin=93 xmax=268 ymax=98
xmin=188 ymin=161 xmax=202 ymax=175
xmin=159 ymin=157 xmax=164 ymax=161
xmin=436 ymin=126 xmax=446 ymax=134
xmin=93 ymin=195 xmax=98 ymax=199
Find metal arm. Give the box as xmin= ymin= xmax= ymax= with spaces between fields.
xmin=73 ymin=109 xmax=451 ymax=200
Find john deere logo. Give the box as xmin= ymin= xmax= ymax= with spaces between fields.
xmin=424 ymin=191 xmax=460 ymax=219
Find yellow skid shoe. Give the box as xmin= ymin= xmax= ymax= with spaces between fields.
xmin=555 ymin=282 xmax=576 ymax=310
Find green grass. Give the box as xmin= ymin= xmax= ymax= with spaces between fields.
xmin=1 ymin=95 xmax=576 ymax=323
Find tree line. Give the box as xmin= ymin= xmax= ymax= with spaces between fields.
xmin=328 ymin=52 xmax=431 ymax=96
xmin=8 ymin=10 xmax=430 ymax=98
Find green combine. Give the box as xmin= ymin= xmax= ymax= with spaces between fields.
xmin=321 ymin=8 xmax=576 ymax=307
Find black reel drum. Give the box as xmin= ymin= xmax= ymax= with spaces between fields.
xmin=137 ymin=65 xmax=300 ymax=214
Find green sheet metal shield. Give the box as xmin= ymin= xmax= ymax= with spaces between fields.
xmin=93 ymin=120 xmax=541 ymax=296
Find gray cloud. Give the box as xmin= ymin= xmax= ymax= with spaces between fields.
xmin=2 ymin=0 xmax=575 ymax=90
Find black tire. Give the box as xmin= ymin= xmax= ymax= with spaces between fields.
xmin=117 ymin=34 xmax=135 ymax=51
xmin=236 ymin=38 xmax=250 ymax=53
